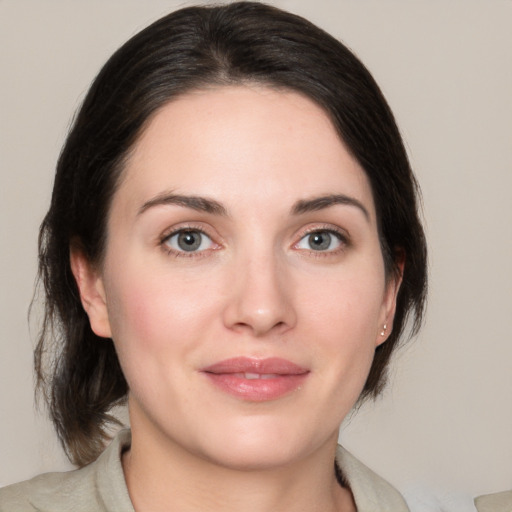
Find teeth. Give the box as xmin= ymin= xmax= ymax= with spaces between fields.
xmin=243 ymin=373 xmax=279 ymax=380
xmin=228 ymin=372 xmax=281 ymax=379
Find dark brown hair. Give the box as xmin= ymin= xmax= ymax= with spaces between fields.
xmin=35 ymin=1 xmax=427 ymax=467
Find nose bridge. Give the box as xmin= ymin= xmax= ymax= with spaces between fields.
xmin=223 ymin=239 xmax=295 ymax=336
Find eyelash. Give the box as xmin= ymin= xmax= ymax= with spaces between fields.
xmin=293 ymin=225 xmax=349 ymax=256
xmin=159 ymin=224 xmax=218 ymax=258
xmin=158 ymin=224 xmax=349 ymax=259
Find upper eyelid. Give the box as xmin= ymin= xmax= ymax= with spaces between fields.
xmin=163 ymin=227 xmax=211 ymax=241
xmin=157 ymin=222 xmax=350 ymax=246
xmin=295 ymin=223 xmax=349 ymax=240
xmin=160 ymin=223 xmax=217 ymax=241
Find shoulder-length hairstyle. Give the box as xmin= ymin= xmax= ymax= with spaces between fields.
xmin=35 ymin=1 xmax=427 ymax=467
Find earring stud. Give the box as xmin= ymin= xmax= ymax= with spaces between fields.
xmin=380 ymin=323 xmax=387 ymax=336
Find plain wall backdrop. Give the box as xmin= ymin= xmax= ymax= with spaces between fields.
xmin=1 ymin=0 xmax=511 ymax=508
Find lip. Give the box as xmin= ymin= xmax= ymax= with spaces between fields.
xmin=201 ymin=357 xmax=310 ymax=402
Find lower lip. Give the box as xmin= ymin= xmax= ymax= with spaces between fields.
xmin=203 ymin=373 xmax=309 ymax=402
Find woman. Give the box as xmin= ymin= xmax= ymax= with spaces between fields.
xmin=0 ymin=3 xmax=427 ymax=511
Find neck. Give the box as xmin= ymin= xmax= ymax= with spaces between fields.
xmin=123 ymin=424 xmax=355 ymax=512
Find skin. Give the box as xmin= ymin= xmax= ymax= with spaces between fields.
xmin=72 ymin=85 xmax=401 ymax=512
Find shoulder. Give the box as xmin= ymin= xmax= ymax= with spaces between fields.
xmin=0 ymin=430 xmax=134 ymax=512
xmin=336 ymin=445 xmax=410 ymax=512
xmin=0 ymin=469 xmax=88 ymax=512
xmin=474 ymin=490 xmax=512 ymax=512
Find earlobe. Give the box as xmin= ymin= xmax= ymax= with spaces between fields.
xmin=376 ymin=255 xmax=405 ymax=347
xmin=70 ymin=246 xmax=112 ymax=339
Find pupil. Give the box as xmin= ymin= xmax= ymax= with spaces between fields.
xmin=309 ymin=232 xmax=331 ymax=251
xmin=178 ymin=231 xmax=201 ymax=251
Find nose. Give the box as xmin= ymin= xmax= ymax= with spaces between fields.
xmin=222 ymin=251 xmax=297 ymax=337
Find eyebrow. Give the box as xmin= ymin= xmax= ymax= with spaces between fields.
xmin=138 ymin=192 xmax=228 ymax=216
xmin=138 ymin=192 xmax=369 ymax=220
xmin=292 ymin=194 xmax=370 ymax=220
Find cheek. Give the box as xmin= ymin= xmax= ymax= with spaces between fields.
xmin=300 ymin=268 xmax=385 ymax=386
xmin=104 ymin=268 xmax=218 ymax=362
xmin=103 ymin=270 xmax=217 ymax=414
xmin=302 ymin=269 xmax=385 ymax=339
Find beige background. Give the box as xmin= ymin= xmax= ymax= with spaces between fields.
xmin=1 ymin=0 xmax=511 ymax=507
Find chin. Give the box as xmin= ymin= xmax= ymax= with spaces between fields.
xmin=201 ymin=441 xmax=302 ymax=471
xmin=189 ymin=415 xmax=328 ymax=471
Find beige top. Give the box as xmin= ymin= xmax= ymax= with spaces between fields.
xmin=474 ymin=490 xmax=512 ymax=512
xmin=0 ymin=429 xmax=409 ymax=512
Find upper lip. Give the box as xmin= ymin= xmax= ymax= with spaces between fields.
xmin=202 ymin=357 xmax=309 ymax=375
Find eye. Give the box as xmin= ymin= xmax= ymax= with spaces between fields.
xmin=295 ymin=230 xmax=344 ymax=252
xmin=163 ymin=229 xmax=214 ymax=253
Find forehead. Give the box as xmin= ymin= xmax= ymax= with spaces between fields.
xmin=114 ymin=85 xmax=375 ymax=220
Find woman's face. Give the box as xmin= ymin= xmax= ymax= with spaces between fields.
xmin=78 ymin=85 xmax=400 ymax=469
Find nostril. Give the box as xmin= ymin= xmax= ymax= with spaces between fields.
xmin=222 ymin=276 xmax=297 ymax=336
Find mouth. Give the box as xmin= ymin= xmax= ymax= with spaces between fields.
xmin=200 ymin=357 xmax=310 ymax=402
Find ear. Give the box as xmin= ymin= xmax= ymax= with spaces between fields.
xmin=376 ymin=254 xmax=405 ymax=347
xmin=70 ymin=245 xmax=112 ymax=339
